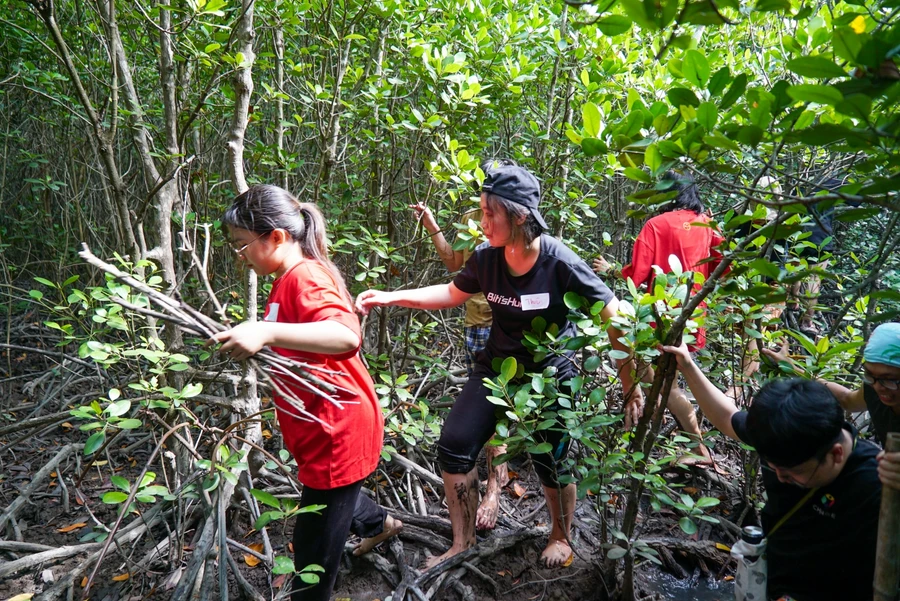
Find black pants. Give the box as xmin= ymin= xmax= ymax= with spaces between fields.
xmin=437 ymin=363 xmax=571 ymax=487
xmin=291 ymin=479 xmax=386 ymax=601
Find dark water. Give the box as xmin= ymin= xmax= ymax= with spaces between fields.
xmin=640 ymin=567 xmax=734 ymax=601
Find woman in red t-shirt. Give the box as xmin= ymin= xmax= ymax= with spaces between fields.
xmin=594 ymin=171 xmax=725 ymax=464
xmin=211 ymin=185 xmax=401 ymax=601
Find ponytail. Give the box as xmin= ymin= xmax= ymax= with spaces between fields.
xmin=223 ymin=185 xmax=352 ymax=304
xmin=296 ymin=202 xmax=352 ymax=305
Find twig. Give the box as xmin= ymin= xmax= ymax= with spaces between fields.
xmin=0 ymin=443 xmax=80 ymax=533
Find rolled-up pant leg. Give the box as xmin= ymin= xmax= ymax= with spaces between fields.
xmin=437 ymin=364 xmax=501 ymax=474
xmin=291 ymin=479 xmax=386 ymax=601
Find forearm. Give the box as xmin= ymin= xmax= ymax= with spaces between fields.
xmin=824 ymin=382 xmax=867 ymax=412
xmin=426 ymin=229 xmax=462 ymax=272
xmin=382 ymin=284 xmax=468 ymax=311
xmin=264 ymin=321 xmax=360 ymax=355
xmin=677 ymin=358 xmax=739 ymax=440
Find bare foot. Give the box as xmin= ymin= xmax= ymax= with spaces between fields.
xmin=353 ymin=515 xmax=403 ymax=556
xmin=540 ymin=538 xmax=573 ymax=568
xmin=421 ymin=544 xmax=470 ymax=570
xmin=495 ymin=462 xmax=510 ymax=489
xmin=476 ymin=489 xmax=501 ymax=530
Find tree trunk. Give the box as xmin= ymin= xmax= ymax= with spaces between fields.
xmin=29 ymin=0 xmax=139 ymax=258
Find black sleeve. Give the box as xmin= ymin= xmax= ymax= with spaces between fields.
xmin=564 ymin=257 xmax=615 ymax=308
xmin=731 ymin=411 xmax=753 ymax=446
xmin=453 ymin=249 xmax=482 ymax=295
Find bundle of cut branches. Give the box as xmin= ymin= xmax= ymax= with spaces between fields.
xmin=79 ymin=244 xmax=355 ymax=427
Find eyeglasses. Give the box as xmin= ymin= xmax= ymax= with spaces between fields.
xmin=861 ymin=373 xmax=900 ymax=391
xmin=230 ymin=233 xmax=266 ymax=255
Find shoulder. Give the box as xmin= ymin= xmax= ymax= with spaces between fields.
xmin=469 ymin=240 xmax=498 ymax=262
xmin=286 ymin=261 xmax=343 ymax=295
xmin=296 ymin=260 xmax=335 ymax=282
xmin=539 ymin=235 xmax=583 ymax=266
xmin=838 ymin=438 xmax=883 ymax=497
xmin=851 ymin=437 xmax=882 ymax=463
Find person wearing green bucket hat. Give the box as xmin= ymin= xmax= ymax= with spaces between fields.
xmin=764 ymin=322 xmax=900 ymax=490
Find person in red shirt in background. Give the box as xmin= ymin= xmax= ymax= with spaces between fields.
xmin=594 ymin=171 xmax=725 ymax=464
xmin=211 ymin=185 xmax=401 ymax=601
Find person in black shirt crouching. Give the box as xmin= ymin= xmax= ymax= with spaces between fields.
xmin=663 ymin=341 xmax=881 ymax=601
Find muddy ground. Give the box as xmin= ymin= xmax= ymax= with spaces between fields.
xmin=1 ymin=323 xmax=739 ymax=601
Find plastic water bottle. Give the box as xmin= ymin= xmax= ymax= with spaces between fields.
xmin=732 ymin=525 xmax=767 ymax=601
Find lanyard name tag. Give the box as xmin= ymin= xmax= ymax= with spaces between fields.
xmin=521 ymin=293 xmax=550 ymax=311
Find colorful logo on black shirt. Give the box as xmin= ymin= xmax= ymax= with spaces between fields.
xmin=821 ymin=493 xmax=835 ymax=509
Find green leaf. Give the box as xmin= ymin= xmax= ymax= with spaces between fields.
xmin=795 ymin=123 xmax=852 ymax=145
xmin=682 ymin=49 xmax=710 ymax=87
xmin=678 ymin=517 xmax=698 ymax=535
xmin=786 ymin=84 xmax=843 ymax=106
xmin=755 ymin=0 xmax=791 ymax=11
xmin=835 ymin=94 xmax=871 ymax=120
xmin=84 ymin=431 xmax=106 ymax=456
xmin=719 ymin=73 xmax=748 ymax=110
xmin=607 ymin=546 xmax=628 ymax=559
xmin=708 ymin=66 xmax=732 ymax=96
xmin=696 ymin=102 xmax=717 ymax=130
xmin=833 ymin=27 xmax=862 ymax=62
xmin=107 ymin=399 xmax=131 ymax=418
xmin=531 ymin=375 xmax=545 ymax=394
xmin=786 ymin=56 xmax=847 ymax=79
xmin=272 ymin=556 xmax=296 ymax=575
xmin=644 ymin=144 xmax=662 ymax=173
xmin=584 ymin=355 xmax=602 ymax=372
xmin=581 ymin=137 xmax=606 ymax=157
xmin=582 ymin=102 xmax=602 ymax=138
xmin=102 ymin=491 xmax=129 ymax=504
xmin=667 ymin=87 xmax=700 ymax=108
xmin=116 ymin=419 xmax=143 ymax=430
xmin=202 ymin=473 xmax=220 ymax=492
xmin=251 ymin=488 xmax=282 ymax=510
xmin=111 ymin=475 xmax=130 ymax=492
xmin=749 ymin=258 xmax=781 ymax=280
xmin=623 ymin=167 xmax=651 ymax=183
xmin=254 ymin=510 xmax=280 ymax=530
xmin=500 ymin=357 xmax=517 ymax=383
xmin=564 ymin=291 xmax=584 ymax=310
xmin=696 ymin=497 xmax=721 ymax=508
xmin=596 ymin=15 xmax=632 ymax=36
xmin=529 ymin=442 xmax=553 ymax=454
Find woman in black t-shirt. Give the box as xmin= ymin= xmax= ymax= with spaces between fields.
xmin=357 ymin=165 xmax=641 ymax=569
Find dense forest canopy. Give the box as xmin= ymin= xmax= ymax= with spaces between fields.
xmin=1 ymin=0 xmax=898 ymax=598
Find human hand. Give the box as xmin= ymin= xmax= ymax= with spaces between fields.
xmin=877 ymin=450 xmax=900 ymax=491
xmin=624 ymin=396 xmax=645 ymax=430
xmin=207 ymin=321 xmax=271 ymax=362
xmin=409 ymin=202 xmax=440 ymax=234
xmin=593 ymin=256 xmax=612 ymax=275
xmin=660 ymin=342 xmax=692 ymax=369
xmin=355 ymin=289 xmax=393 ymax=315
xmin=761 ymin=341 xmax=790 ymax=366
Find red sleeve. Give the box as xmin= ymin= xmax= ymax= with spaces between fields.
xmin=292 ymin=263 xmax=361 ymax=361
xmin=621 ymin=224 xmax=655 ymax=289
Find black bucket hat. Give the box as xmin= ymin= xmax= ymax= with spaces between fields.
xmin=481 ymin=165 xmax=548 ymax=231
